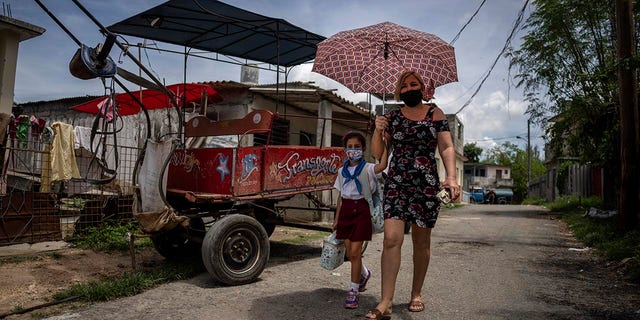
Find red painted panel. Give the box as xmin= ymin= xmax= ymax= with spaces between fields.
xmin=234 ymin=147 xmax=264 ymax=196
xmin=167 ymin=148 xmax=234 ymax=194
xmin=263 ymin=146 xmax=344 ymax=191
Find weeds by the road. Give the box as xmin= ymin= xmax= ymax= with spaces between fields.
xmin=50 ymin=222 xmax=204 ymax=305
xmin=52 ymin=223 xmax=324 ymax=306
xmin=535 ymin=195 xmax=640 ymax=282
xmin=53 ymin=259 xmax=204 ymax=302
xmin=73 ymin=222 xmax=152 ymax=252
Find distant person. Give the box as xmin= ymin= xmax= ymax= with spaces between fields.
xmin=367 ymin=70 xmax=460 ymax=319
xmin=486 ymin=189 xmax=496 ymax=204
xmin=333 ymin=131 xmax=388 ymax=309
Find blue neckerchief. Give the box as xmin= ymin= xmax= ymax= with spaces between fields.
xmin=342 ymin=159 xmax=366 ymax=195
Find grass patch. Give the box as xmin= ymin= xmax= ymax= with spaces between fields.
xmin=47 ymin=222 xmax=205 ymax=304
xmin=48 ymin=252 xmax=63 ymax=259
xmin=443 ymin=203 xmax=463 ymax=209
xmin=522 ymin=197 xmax=546 ymax=206
xmin=0 ymin=255 xmax=43 ymax=266
xmin=545 ymin=195 xmax=603 ymax=212
xmin=52 ymin=259 xmax=204 ymax=302
xmin=278 ymin=230 xmax=326 ymax=245
xmin=532 ymin=195 xmax=640 ymax=281
xmin=72 ymin=222 xmax=152 ymax=252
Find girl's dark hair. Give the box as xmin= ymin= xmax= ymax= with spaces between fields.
xmin=342 ymin=130 xmax=366 ymax=149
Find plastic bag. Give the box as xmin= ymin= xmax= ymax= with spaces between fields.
xmin=320 ymin=232 xmax=345 ymax=270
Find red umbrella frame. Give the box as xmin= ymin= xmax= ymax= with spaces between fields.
xmin=71 ymin=83 xmax=223 ymax=116
xmin=312 ymin=22 xmax=458 ymax=99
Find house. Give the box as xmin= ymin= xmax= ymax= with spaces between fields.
xmin=463 ymin=163 xmax=514 ymax=190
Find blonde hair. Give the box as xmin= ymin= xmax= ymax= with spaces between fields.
xmin=393 ymin=70 xmax=426 ymax=101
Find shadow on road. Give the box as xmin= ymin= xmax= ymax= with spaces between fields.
xmin=268 ymin=240 xmax=321 ymax=265
xmin=250 ymin=288 xmax=428 ymax=320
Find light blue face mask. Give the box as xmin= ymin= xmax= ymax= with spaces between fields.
xmin=345 ymin=148 xmax=363 ymax=161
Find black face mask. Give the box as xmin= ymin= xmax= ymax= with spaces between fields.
xmin=400 ymin=89 xmax=423 ymax=107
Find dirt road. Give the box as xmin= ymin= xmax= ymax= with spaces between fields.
xmin=44 ymin=205 xmax=640 ymax=320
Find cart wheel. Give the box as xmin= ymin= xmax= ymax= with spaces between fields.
xmin=252 ymin=201 xmax=279 ymax=237
xmin=151 ymin=217 xmax=205 ymax=260
xmin=201 ymin=214 xmax=270 ymax=286
xmin=261 ymin=222 xmax=276 ymax=237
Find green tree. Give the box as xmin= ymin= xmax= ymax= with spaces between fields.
xmin=507 ymin=0 xmax=620 ymax=168
xmin=464 ymin=143 xmax=483 ymax=163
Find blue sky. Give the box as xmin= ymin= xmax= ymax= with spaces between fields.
xmin=7 ymin=0 xmax=542 ymax=157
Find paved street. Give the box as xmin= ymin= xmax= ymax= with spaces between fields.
xmin=47 ymin=205 xmax=639 ymax=320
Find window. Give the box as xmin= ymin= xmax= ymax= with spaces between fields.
xmin=299 ymin=131 xmax=315 ymax=146
xmin=464 ymin=168 xmax=472 ymax=175
xmin=496 ymin=169 xmax=502 ymax=179
xmin=331 ymin=133 xmax=343 ymax=147
xmin=254 ymin=117 xmax=290 ymax=146
xmin=475 ymin=168 xmax=486 ymax=177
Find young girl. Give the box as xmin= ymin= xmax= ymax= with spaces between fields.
xmin=333 ymin=131 xmax=388 ymax=309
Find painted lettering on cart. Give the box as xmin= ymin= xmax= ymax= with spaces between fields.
xmin=170 ymin=152 xmax=201 ymax=173
xmin=275 ymin=152 xmax=341 ymax=183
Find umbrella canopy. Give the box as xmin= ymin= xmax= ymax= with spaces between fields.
xmin=107 ymin=0 xmax=325 ymax=67
xmin=312 ymin=22 xmax=457 ymax=98
xmin=71 ymin=83 xmax=222 ymax=116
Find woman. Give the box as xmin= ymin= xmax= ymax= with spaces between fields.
xmin=366 ymin=70 xmax=460 ymax=319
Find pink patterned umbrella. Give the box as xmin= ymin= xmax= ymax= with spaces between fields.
xmin=312 ymin=22 xmax=457 ymax=98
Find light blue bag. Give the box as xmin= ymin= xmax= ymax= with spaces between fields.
xmin=362 ymin=170 xmax=384 ymax=234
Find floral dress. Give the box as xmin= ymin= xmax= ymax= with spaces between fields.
xmin=383 ymin=105 xmax=450 ymax=228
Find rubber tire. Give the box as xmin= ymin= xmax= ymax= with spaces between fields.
xmin=151 ymin=217 xmax=205 ymax=260
xmin=252 ymin=201 xmax=278 ymax=237
xmin=261 ymin=222 xmax=276 ymax=238
xmin=201 ymin=214 xmax=270 ymax=286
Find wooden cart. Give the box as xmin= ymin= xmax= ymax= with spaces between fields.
xmin=152 ymin=109 xmax=344 ymax=285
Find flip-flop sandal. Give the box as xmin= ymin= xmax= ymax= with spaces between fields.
xmin=408 ymin=299 xmax=425 ymax=312
xmin=365 ymin=308 xmax=391 ymax=320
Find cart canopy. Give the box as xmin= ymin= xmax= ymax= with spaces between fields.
xmin=107 ymin=0 xmax=325 ymax=67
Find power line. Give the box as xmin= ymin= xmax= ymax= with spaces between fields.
xmin=455 ymin=0 xmax=529 ymax=115
xmin=466 ymin=134 xmax=527 ymax=142
xmin=450 ymin=0 xmax=487 ymax=45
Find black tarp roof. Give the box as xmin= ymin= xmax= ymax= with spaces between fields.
xmin=107 ymin=0 xmax=325 ymax=67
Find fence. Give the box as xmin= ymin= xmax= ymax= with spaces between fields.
xmin=527 ymin=163 xmax=603 ymax=202
xmin=0 ymin=119 xmax=139 ymax=245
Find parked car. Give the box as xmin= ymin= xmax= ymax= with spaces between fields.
xmin=469 ymin=187 xmax=486 ymax=204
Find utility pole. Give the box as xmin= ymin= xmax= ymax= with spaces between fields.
xmin=516 ymin=118 xmax=532 ymax=189
xmin=615 ymin=0 xmax=639 ymax=230
xmin=527 ymin=119 xmax=531 ymax=185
